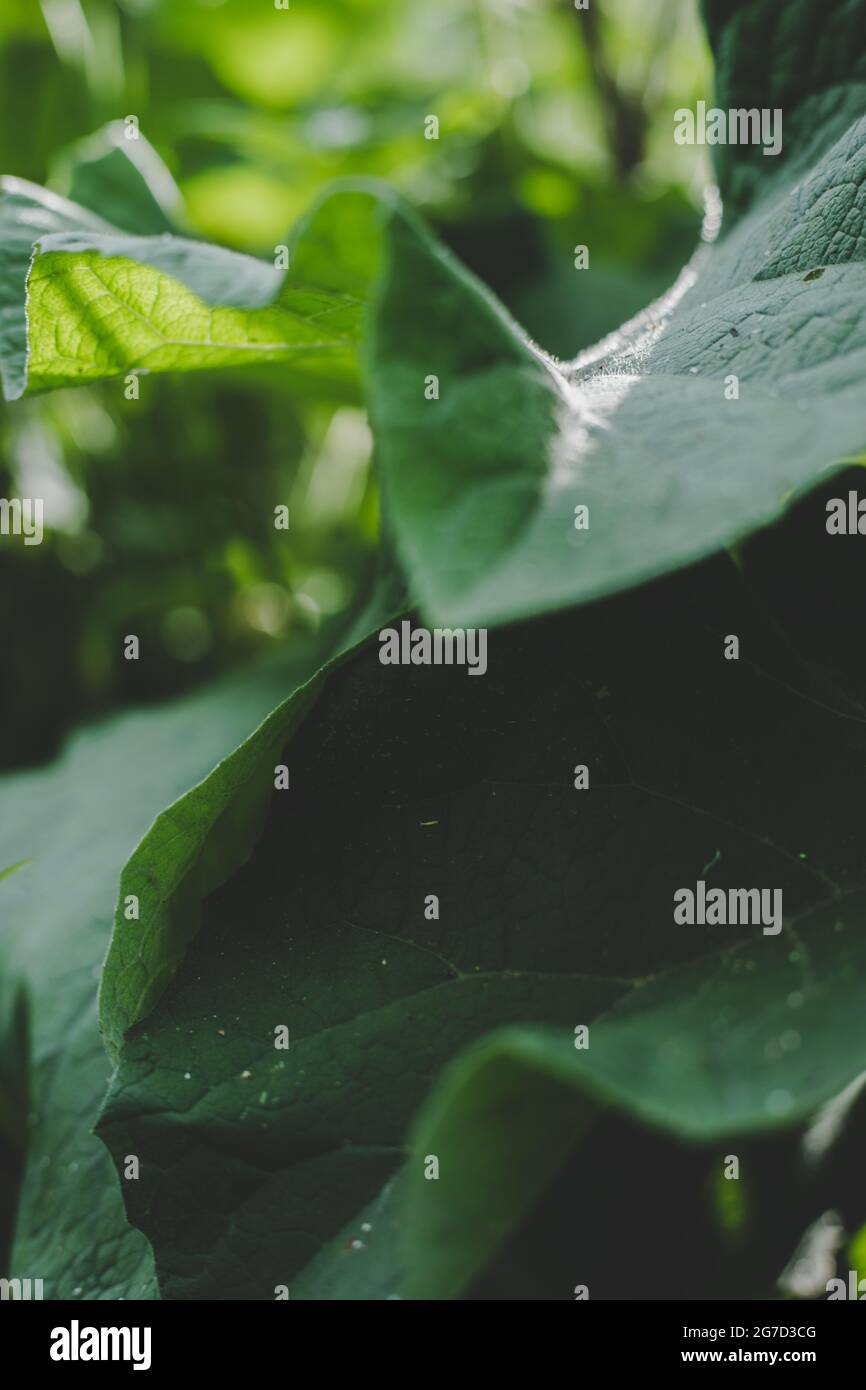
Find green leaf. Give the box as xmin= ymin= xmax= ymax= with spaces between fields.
xmin=3 ymin=34 xmax=864 ymax=622
xmin=702 ymin=0 xmax=866 ymax=215
xmin=0 ymin=177 xmax=111 ymax=401
xmin=0 ymin=638 xmax=333 ymax=1298
xmin=95 ymin=546 xmax=866 ymax=1298
xmin=402 ymin=892 xmax=866 ymax=1298
xmin=4 ymin=0 xmax=866 ymax=1305
xmin=288 ymin=1179 xmax=404 ymax=1301
xmin=2 ymin=0 xmax=863 ymax=623
xmin=6 ymin=181 xmax=393 ymax=402
xmin=52 ymin=121 xmax=186 ymax=237
xmin=368 ymin=132 xmax=866 ymax=625
xmin=98 ymin=629 xmax=376 ymax=1062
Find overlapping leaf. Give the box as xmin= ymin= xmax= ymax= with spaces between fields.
xmin=0 ymin=640 xmax=331 ymax=1297
xmin=0 ymin=0 xmax=864 ymax=625
xmin=2 ymin=0 xmax=866 ymax=1303
xmin=95 ymin=543 xmax=866 ymax=1296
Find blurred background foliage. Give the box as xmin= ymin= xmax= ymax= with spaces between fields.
xmin=0 ymin=0 xmax=712 ymax=769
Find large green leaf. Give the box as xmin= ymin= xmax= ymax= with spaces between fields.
xmin=402 ymin=892 xmax=866 ymax=1298
xmin=1 ymin=0 xmax=864 ymax=625
xmin=95 ymin=537 xmax=866 ymax=1297
xmin=97 ymin=601 xmax=398 ymax=1063
xmin=0 ymin=637 xmax=332 ymax=1297
xmin=702 ymin=0 xmax=866 ymax=214
xmin=4 ymin=0 xmax=866 ymax=1305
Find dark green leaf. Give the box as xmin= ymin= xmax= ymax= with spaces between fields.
xmin=0 ymin=639 xmax=331 ymax=1298
xmin=96 ymin=547 xmax=866 ymax=1297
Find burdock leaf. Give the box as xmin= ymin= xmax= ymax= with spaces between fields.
xmin=95 ymin=545 xmax=866 ymax=1298
xmin=0 ymin=640 xmax=332 ymax=1298
xmin=4 ymin=0 xmax=866 ymax=1307
xmin=1 ymin=0 xmax=864 ymax=624
xmin=97 ymin=647 xmax=377 ymax=1063
xmin=402 ymin=891 xmax=866 ymax=1299
xmin=701 ymin=0 xmax=866 ymax=216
